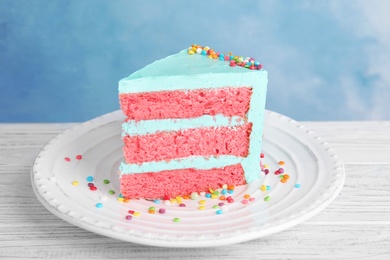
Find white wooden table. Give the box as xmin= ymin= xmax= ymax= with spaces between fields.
xmin=1 ymin=121 xmax=389 ymax=259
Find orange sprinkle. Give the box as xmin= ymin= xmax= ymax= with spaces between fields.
xmin=243 ymin=194 xmax=251 ymax=199
xmin=219 ymin=195 xmax=226 ymax=200
xmin=283 ymin=174 xmax=290 ymax=179
xmin=148 ymin=210 xmax=155 ymax=214
xmin=279 ymin=161 xmax=285 ymax=165
xmin=123 ymin=199 xmax=130 ymax=203
xmin=183 ymin=195 xmax=190 ymax=200
xmin=228 ymin=185 xmax=235 ymax=190
xmin=280 ymin=178 xmax=288 ymax=183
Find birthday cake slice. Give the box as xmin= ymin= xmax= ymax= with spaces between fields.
xmin=118 ymin=45 xmax=268 ymax=199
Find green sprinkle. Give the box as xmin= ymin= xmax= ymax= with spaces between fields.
xmin=108 ymin=190 xmax=115 ymax=194
xmin=149 ymin=206 xmax=155 ymax=211
xmin=264 ymin=196 xmax=271 ymax=202
xmin=103 ymin=179 xmax=110 ymax=184
xmin=212 ymin=205 xmax=219 ymax=209
xmin=173 ymin=217 xmax=180 ymax=223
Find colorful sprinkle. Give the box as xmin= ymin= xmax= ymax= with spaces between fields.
xmin=216 ymin=209 xmax=223 ymax=214
xmin=264 ymin=196 xmax=271 ymax=202
xmin=108 ymin=190 xmax=115 ymax=194
xmin=64 ymin=157 xmax=71 ymax=162
xmin=125 ymin=215 xmax=132 ymax=220
xmin=190 ymin=192 xmax=199 ymax=200
xmin=295 ymin=183 xmax=301 ymax=188
xmin=95 ymin=203 xmax=103 ymax=208
xmin=279 ymin=160 xmax=285 ymax=165
xmin=199 ymin=200 xmax=206 ymax=205
xmin=128 ymin=210 xmax=135 ymax=214
xmin=260 ymin=185 xmax=267 ymax=192
xmin=188 ymin=44 xmax=263 ymax=71
xmin=198 ymin=205 xmax=206 ymax=210
xmin=133 ymin=212 xmax=140 ymax=217
xmin=159 ymin=208 xmax=166 ymax=214
xmin=103 ymin=179 xmax=110 ymax=184
xmin=173 ymin=217 xmax=180 ymax=223
xmin=76 ymin=155 xmax=82 ymax=160
xmin=90 ymin=186 xmax=97 ymax=191
xmin=179 ymin=203 xmax=186 ymax=207
xmin=71 ymin=181 xmax=79 ymax=186
xmin=86 ymin=176 xmax=94 ymax=182
xmin=241 ymin=199 xmax=249 ymax=204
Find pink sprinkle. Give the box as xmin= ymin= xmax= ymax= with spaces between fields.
xmin=249 ymin=197 xmax=255 ymax=202
xmin=87 ymin=183 xmax=94 ymax=187
xmin=64 ymin=157 xmax=71 ymax=162
xmin=159 ymin=208 xmax=166 ymax=214
xmin=76 ymin=154 xmax=83 ymax=160
xmin=241 ymin=199 xmax=249 ymax=204
xmin=125 ymin=215 xmax=132 ymax=220
xmin=179 ymin=203 xmax=186 ymax=207
xmin=218 ymin=202 xmax=225 ymax=206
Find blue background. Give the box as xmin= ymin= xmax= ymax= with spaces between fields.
xmin=1 ymin=0 xmax=389 ymax=122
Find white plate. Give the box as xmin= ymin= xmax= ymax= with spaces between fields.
xmin=31 ymin=110 xmax=345 ymax=247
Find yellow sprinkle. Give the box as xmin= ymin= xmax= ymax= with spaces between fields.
xmin=117 ymin=197 xmax=124 ymax=202
xmin=71 ymin=181 xmax=79 ymax=186
xmin=211 ymin=194 xmax=218 ymax=199
xmin=208 ymin=188 xmax=214 ymax=194
xmin=170 ymin=198 xmax=177 ymax=204
xmin=263 ymin=164 xmax=269 ymax=168
xmin=203 ymin=46 xmax=210 ymax=51
xmin=175 ymin=196 xmax=183 ymax=202
xmin=198 ymin=206 xmax=206 ymax=210
xmin=199 ymin=199 xmax=206 ymax=205
xmin=133 ymin=212 xmax=141 ymax=217
xmin=188 ymin=50 xmax=195 ymax=55
xmin=260 ymin=185 xmax=267 ymax=192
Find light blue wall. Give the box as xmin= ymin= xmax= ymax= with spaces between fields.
xmin=1 ymin=0 xmax=389 ymax=122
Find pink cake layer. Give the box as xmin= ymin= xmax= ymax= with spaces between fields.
xmin=119 ymin=87 xmax=252 ymax=121
xmin=120 ymin=164 xmax=245 ymax=199
xmin=123 ymin=123 xmax=252 ymax=164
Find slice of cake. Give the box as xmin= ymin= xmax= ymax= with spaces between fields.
xmin=118 ymin=45 xmax=268 ymax=199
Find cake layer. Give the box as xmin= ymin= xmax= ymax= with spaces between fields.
xmin=120 ymin=164 xmax=246 ymax=199
xmin=119 ymin=87 xmax=252 ymax=121
xmin=123 ymin=123 xmax=252 ymax=164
